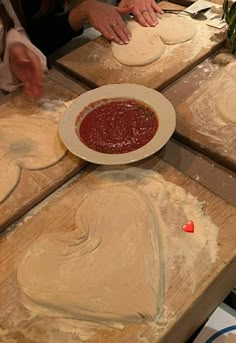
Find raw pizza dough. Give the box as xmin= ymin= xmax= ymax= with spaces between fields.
xmin=215 ymin=86 xmax=236 ymax=125
xmin=17 ymin=168 xmax=218 ymax=324
xmin=111 ymin=21 xmax=165 ymax=66
xmin=18 ymin=185 xmax=162 ymax=323
xmin=155 ymin=14 xmax=196 ymax=45
xmin=111 ymin=14 xmax=196 ymax=66
xmin=0 ymin=116 xmax=66 ymax=203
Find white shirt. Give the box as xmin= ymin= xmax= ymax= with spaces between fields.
xmin=0 ymin=0 xmax=47 ymax=92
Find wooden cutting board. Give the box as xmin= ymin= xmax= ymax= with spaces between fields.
xmin=173 ymin=60 xmax=236 ymax=171
xmin=0 ymin=79 xmax=87 ymax=232
xmin=56 ymin=1 xmax=226 ymax=90
xmin=0 ymin=156 xmax=235 ymax=343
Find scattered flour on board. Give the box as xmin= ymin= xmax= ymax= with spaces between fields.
xmin=163 ymin=19 xmax=219 ymax=61
xmin=0 ymin=168 xmax=220 ymax=343
xmin=189 ymin=64 xmax=236 ymax=155
xmin=34 ymin=98 xmax=75 ymax=123
xmin=10 ymin=168 xmax=219 ymax=343
xmin=79 ymin=18 xmax=222 ymax=84
xmin=3 ymin=154 xmax=85 ymax=238
xmin=195 ymin=58 xmax=220 ymax=86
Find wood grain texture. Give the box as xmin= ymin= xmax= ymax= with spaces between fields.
xmin=0 ymin=79 xmax=87 ymax=231
xmin=169 ymin=59 xmax=236 ymax=172
xmin=56 ymin=2 xmax=226 ymax=90
xmin=0 ymin=156 xmax=235 ymax=343
xmin=159 ymin=140 xmax=236 ymax=207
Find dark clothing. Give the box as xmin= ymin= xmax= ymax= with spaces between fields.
xmin=0 ymin=3 xmax=14 ymax=56
xmin=10 ymin=0 xmax=83 ymax=56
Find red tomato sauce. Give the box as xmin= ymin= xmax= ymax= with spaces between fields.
xmin=76 ymin=98 xmax=158 ymax=154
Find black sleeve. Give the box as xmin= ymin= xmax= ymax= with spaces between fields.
xmin=20 ymin=1 xmax=83 ymax=56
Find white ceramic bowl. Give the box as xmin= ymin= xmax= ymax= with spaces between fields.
xmin=59 ymin=84 xmax=176 ymax=165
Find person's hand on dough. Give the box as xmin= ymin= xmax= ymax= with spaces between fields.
xmin=79 ymin=0 xmax=133 ymax=44
xmin=119 ymin=0 xmax=163 ymax=27
xmin=9 ymin=43 xmax=44 ymax=98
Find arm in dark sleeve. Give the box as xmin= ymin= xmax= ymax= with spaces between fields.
xmin=26 ymin=11 xmax=83 ymax=56
xmin=20 ymin=0 xmax=83 ymax=56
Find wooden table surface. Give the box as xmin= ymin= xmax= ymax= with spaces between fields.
xmin=0 ymin=155 xmax=235 ymax=343
xmin=48 ymin=66 xmax=236 ymax=206
xmin=0 ymin=78 xmax=87 ymax=232
xmin=0 ymin=9 xmax=236 ymax=341
xmin=162 ymin=51 xmax=236 ymax=172
xmin=54 ymin=1 xmax=236 ymax=173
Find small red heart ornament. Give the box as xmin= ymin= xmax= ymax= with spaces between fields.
xmin=182 ymin=220 xmax=194 ymax=233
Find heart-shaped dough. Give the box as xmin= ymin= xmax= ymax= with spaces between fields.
xmin=0 ymin=116 xmax=66 ymax=203
xmin=17 ymin=185 xmax=163 ymax=324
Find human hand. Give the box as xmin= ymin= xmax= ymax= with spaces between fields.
xmin=9 ymin=43 xmax=44 ymax=98
xmin=119 ymin=0 xmax=163 ymax=27
xmin=81 ymin=0 xmax=133 ymax=44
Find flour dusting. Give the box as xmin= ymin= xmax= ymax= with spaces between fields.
xmin=76 ymin=16 xmax=225 ymax=88
xmin=189 ymin=61 xmax=236 ymax=157
xmin=16 ymin=168 xmax=218 ymax=341
xmin=34 ymin=98 xmax=75 ymax=123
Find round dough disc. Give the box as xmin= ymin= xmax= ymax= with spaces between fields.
xmin=215 ymin=86 xmax=236 ymax=125
xmin=155 ymin=14 xmax=196 ymax=44
xmin=111 ymin=21 xmax=165 ymax=66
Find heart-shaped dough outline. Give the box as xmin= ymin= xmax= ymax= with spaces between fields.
xmin=0 ymin=116 xmax=66 ymax=203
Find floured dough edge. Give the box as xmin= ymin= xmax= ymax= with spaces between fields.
xmin=155 ymin=14 xmax=197 ymax=45
xmin=215 ymin=87 xmax=236 ymax=125
xmin=0 ymin=116 xmax=67 ymax=203
xmin=111 ymin=21 xmax=165 ymax=66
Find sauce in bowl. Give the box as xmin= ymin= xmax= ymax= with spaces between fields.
xmin=76 ymin=98 xmax=158 ymax=154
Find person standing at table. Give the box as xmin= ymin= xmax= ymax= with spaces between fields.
xmin=0 ymin=0 xmax=47 ymax=97
xmin=0 ymin=0 xmax=163 ymax=96
xmin=14 ymin=0 xmax=163 ymax=53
